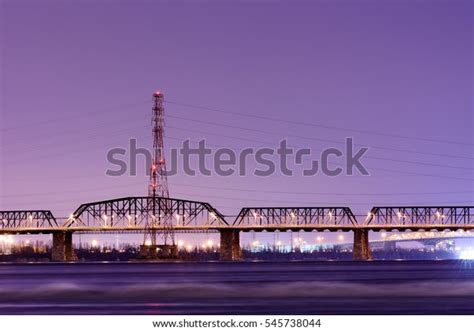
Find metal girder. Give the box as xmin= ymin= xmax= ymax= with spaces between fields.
xmin=64 ymin=196 xmax=228 ymax=229
xmin=365 ymin=206 xmax=474 ymax=229
xmin=0 ymin=210 xmax=58 ymax=229
xmin=233 ymin=207 xmax=358 ymax=229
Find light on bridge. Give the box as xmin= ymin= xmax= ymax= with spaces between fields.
xmin=91 ymin=239 xmax=99 ymax=248
xmin=338 ymin=235 xmax=345 ymax=242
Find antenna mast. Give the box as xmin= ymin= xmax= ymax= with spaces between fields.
xmin=143 ymin=91 xmax=175 ymax=250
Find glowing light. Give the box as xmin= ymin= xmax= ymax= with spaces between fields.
xmin=459 ymin=249 xmax=474 ymax=260
xmin=276 ymin=240 xmax=282 ymax=246
xmin=316 ymin=236 xmax=324 ymax=242
xmin=69 ymin=214 xmax=74 ymax=219
xmin=338 ymin=235 xmax=344 ymax=241
xmin=144 ymin=240 xmax=152 ymax=246
xmin=209 ymin=212 xmax=216 ymax=218
xmin=381 ymin=232 xmax=387 ymax=239
xmin=291 ymin=212 xmax=295 ymax=218
xmin=91 ymin=239 xmax=99 ymax=247
xmin=206 ymin=239 xmax=213 ymax=247
xmin=186 ymin=244 xmax=192 ymax=251
xmin=25 ymin=240 xmax=30 ymax=245
xmin=177 ymin=240 xmax=184 ymax=247
xmin=328 ymin=211 xmax=332 ymax=217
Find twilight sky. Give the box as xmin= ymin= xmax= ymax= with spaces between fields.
xmin=0 ymin=0 xmax=473 ymax=246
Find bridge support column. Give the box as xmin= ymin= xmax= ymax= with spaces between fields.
xmin=52 ymin=232 xmax=77 ymax=262
xmin=353 ymin=229 xmax=372 ymax=261
xmin=219 ymin=229 xmax=242 ymax=261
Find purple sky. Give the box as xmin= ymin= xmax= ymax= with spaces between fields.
xmin=1 ymin=0 xmax=473 ymax=246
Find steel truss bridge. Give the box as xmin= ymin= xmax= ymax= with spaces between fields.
xmin=1 ymin=198 xmax=473 ymax=261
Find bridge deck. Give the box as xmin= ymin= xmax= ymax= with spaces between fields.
xmin=1 ymin=224 xmax=473 ymax=235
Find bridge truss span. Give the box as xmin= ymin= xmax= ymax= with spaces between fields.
xmin=233 ymin=207 xmax=358 ymax=231
xmin=365 ymin=206 xmax=474 ymax=230
xmin=0 ymin=210 xmax=58 ymax=231
xmin=64 ymin=196 xmax=228 ymax=232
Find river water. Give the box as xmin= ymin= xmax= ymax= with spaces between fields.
xmin=0 ymin=260 xmax=473 ymax=314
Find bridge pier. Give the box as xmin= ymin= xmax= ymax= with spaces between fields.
xmin=52 ymin=232 xmax=77 ymax=262
xmin=219 ymin=229 xmax=242 ymax=261
xmin=353 ymin=229 xmax=372 ymax=261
